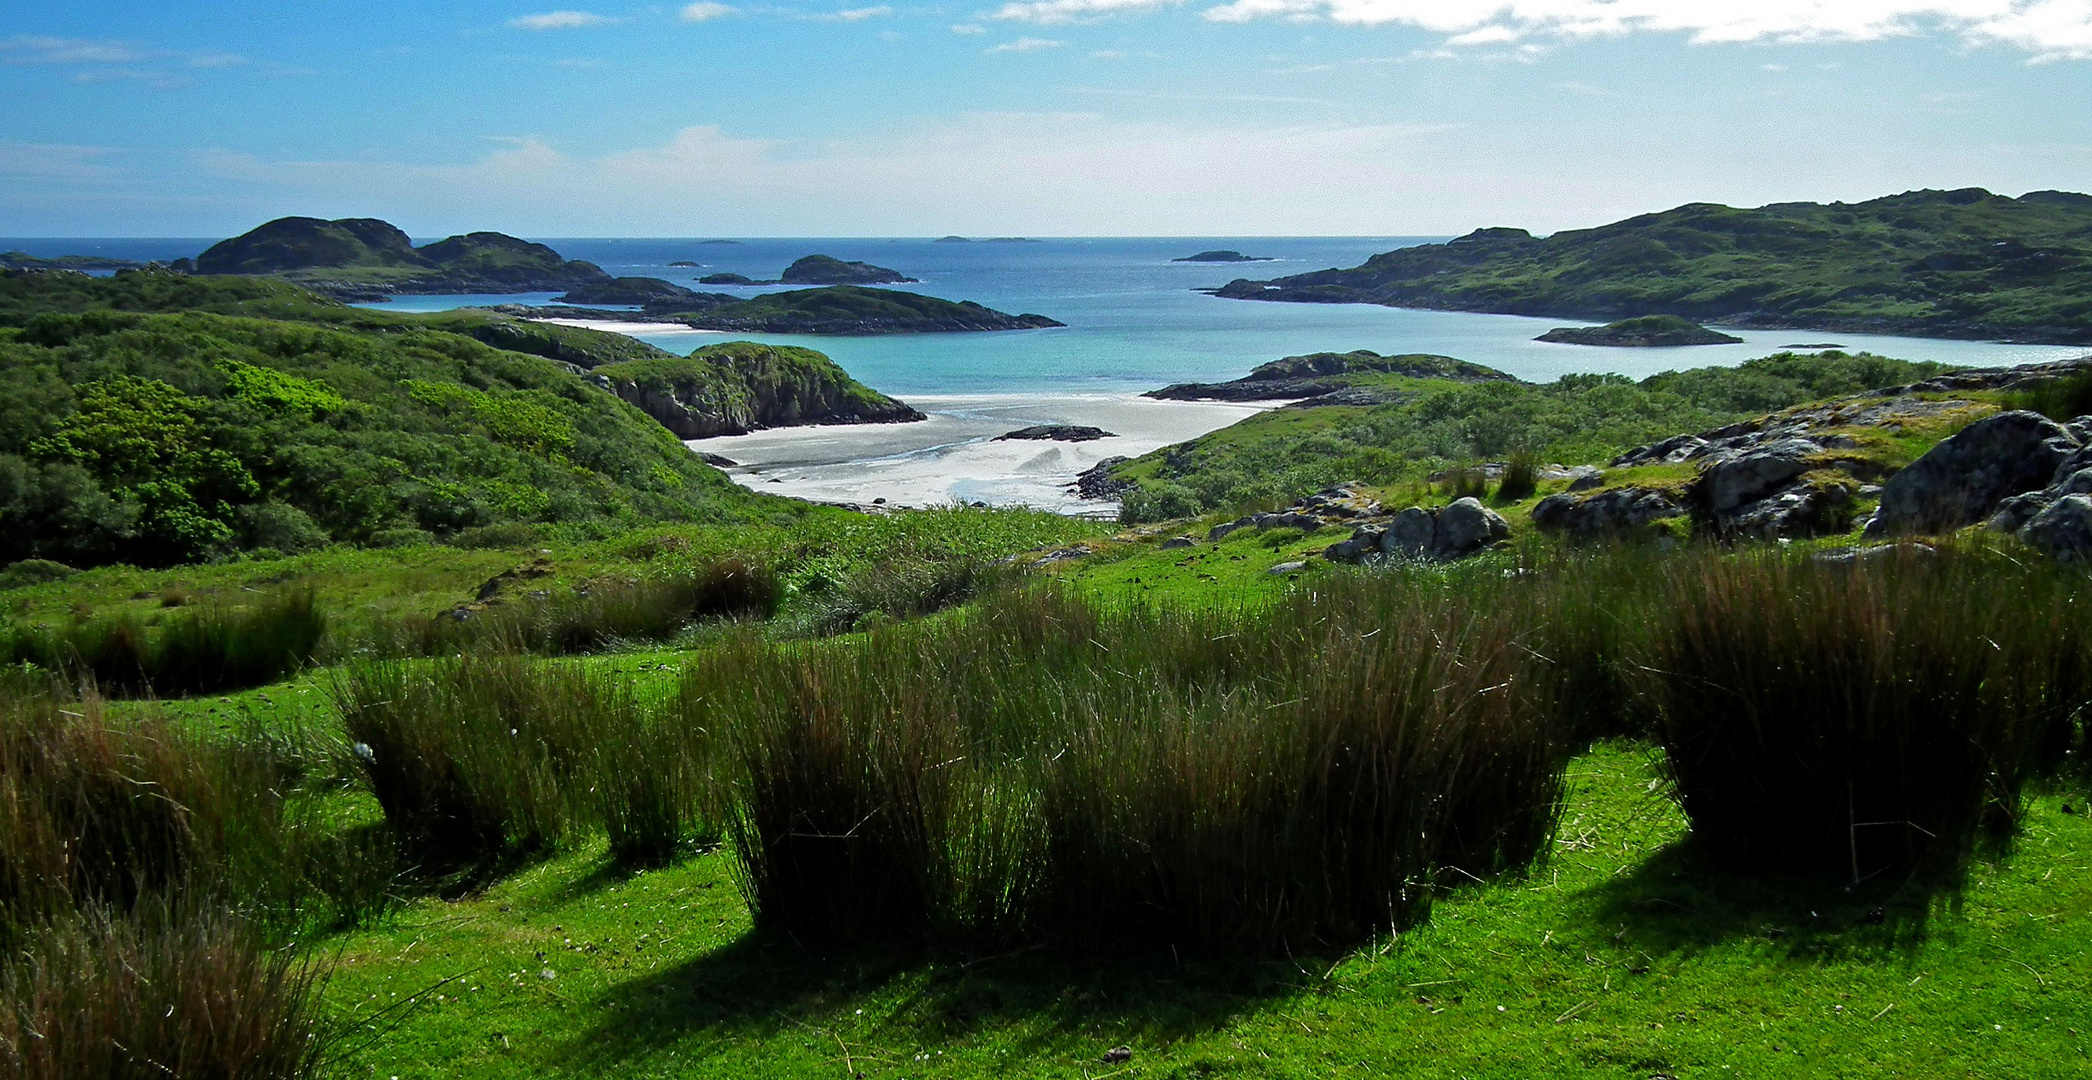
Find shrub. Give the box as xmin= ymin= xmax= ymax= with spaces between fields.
xmin=1639 ymin=549 xmax=2091 ymax=879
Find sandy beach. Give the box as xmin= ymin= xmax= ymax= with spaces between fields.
xmin=685 ymin=394 xmax=1270 ymax=515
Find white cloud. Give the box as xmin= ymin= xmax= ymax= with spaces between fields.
xmin=1194 ymin=1 xmax=2092 ymax=61
xmin=988 ymin=36 xmax=1068 ymax=51
xmin=0 ymin=142 xmax=120 ymax=181
xmin=991 ymin=0 xmax=1178 ymax=24
xmin=679 ymin=2 xmax=738 ymax=22
xmin=0 ymin=36 xmax=148 ymax=64
xmin=952 ymin=23 xmax=989 ymax=33
xmin=815 ymin=6 xmax=893 ymax=21
xmin=509 ymin=11 xmax=615 ymax=30
xmin=1089 ymin=48 xmax=1127 ymax=57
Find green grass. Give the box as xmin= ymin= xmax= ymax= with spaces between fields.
xmin=315 ymin=742 xmax=2092 ymax=1079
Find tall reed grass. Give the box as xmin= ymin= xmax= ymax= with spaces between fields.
xmin=0 ymin=588 xmax=325 ymax=698
xmin=0 ymin=901 xmax=330 ymax=1080
xmin=332 ymin=655 xmax=722 ymax=876
xmin=1639 ymin=547 xmax=2092 ymax=878
xmin=700 ymin=575 xmax=1569 ymax=953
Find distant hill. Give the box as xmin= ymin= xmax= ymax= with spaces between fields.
xmin=1212 ymin=189 xmax=2092 ymax=344
xmin=193 ymin=216 xmax=609 ymax=298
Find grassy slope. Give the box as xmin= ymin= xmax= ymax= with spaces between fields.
xmin=1114 ymin=352 xmax=1962 ymax=522
xmin=595 ymin=341 xmax=912 ymax=422
xmin=317 ymin=742 xmax=2090 ymax=1079
xmin=1222 ymin=188 xmax=2092 ymax=341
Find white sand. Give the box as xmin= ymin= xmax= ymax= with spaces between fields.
xmin=534 ymin=317 xmax=721 ymax=337
xmin=687 ymin=394 xmax=1270 ymax=515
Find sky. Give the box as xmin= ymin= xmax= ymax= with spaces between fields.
xmin=3 ymin=1 xmax=2090 ymax=237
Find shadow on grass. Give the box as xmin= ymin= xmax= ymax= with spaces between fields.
xmin=1590 ymin=837 xmax=1968 ymax=962
xmin=554 ymin=930 xmax=1319 ymax=1071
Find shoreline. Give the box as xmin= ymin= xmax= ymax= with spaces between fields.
xmin=686 ymin=393 xmax=1272 ymax=515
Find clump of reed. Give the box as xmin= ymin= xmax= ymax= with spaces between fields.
xmin=332 ymin=655 xmax=721 ymax=876
xmin=2004 ymin=367 xmax=2092 ymax=423
xmin=0 ymin=901 xmax=330 ymax=1080
xmin=0 ymin=588 xmax=325 ymax=698
xmin=0 ymin=685 xmax=344 ymax=1080
xmin=352 ymin=556 xmax=778 ymax=659
xmin=783 ymin=556 xmax=1009 ymax=637
xmin=702 ymin=575 xmax=1570 ymax=954
xmin=1639 ymin=546 xmax=2092 ymax=879
xmin=1495 ymin=452 xmax=1540 ymax=503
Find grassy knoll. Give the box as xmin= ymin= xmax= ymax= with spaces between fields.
xmin=1216 ymin=187 xmax=2092 ymax=343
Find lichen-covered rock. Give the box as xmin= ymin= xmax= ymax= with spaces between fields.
xmin=1719 ymin=480 xmax=1857 ymax=541
xmin=1866 ymin=411 xmax=2078 ymax=536
xmin=1382 ymin=507 xmax=1437 ymax=556
xmin=1324 ymin=499 xmax=1509 ymax=564
xmin=1698 ymin=438 xmax=1821 ymax=515
xmin=1531 ymin=487 xmax=1686 ymax=535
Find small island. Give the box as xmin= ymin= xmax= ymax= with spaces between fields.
xmin=993 ymin=425 xmax=1116 ymax=442
xmin=1149 ymin=350 xmax=1513 ymax=402
xmin=698 ymin=273 xmax=756 ymax=285
xmin=778 ymin=255 xmax=916 ymax=285
xmin=556 ymin=277 xmax=731 ymax=307
xmin=594 ymin=341 xmax=924 ymax=438
xmin=1174 ymin=250 xmax=1273 ymax=263
xmin=668 ymin=260 xmax=700 ymax=267
xmin=678 ymin=285 xmax=1062 ymax=334
xmin=1 ymin=251 xmax=145 ymax=272
xmin=192 ymin=216 xmax=611 ymax=299
xmin=1536 ymin=315 xmax=1744 ymax=347
xmin=934 ymin=236 xmax=972 ymax=243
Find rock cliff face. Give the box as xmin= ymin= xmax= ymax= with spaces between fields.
xmin=593 ymin=341 xmax=924 ymax=439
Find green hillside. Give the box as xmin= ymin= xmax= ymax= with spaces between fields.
xmin=0 ymin=270 xmax=763 ymax=567
xmin=1216 ymin=188 xmax=2092 ymax=343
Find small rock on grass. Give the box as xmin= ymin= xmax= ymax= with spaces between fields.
xmin=1102 ymin=1046 xmax=1133 ymax=1064
xmin=1269 ymin=560 xmax=1308 ymax=575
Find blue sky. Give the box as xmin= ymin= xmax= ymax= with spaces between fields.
xmin=3 ymin=1 xmax=2089 ymax=236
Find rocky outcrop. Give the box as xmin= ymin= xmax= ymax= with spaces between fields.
xmin=1148 ymin=351 xmax=1515 ymax=402
xmin=1073 ymin=457 xmax=1134 ymax=500
xmin=1531 ymin=487 xmax=1687 ymax=536
xmin=683 ymin=286 xmax=1062 ymax=334
xmin=1865 ymin=411 xmax=2078 ymax=536
xmin=995 ymin=425 xmax=1115 ymax=442
xmin=556 ymin=277 xmax=731 ymax=308
xmin=1323 ymin=498 xmax=1510 ymax=563
xmin=698 ymin=273 xmax=754 ymax=285
xmin=1536 ymin=315 xmax=1743 ymax=347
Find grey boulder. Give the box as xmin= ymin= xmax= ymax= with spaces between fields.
xmin=1866 ymin=411 xmax=2077 ymax=537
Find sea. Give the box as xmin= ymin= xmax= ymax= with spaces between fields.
xmin=12 ymin=235 xmax=2086 ymax=511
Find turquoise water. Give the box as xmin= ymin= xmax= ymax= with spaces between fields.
xmin=10 ymin=235 xmax=2084 ymax=392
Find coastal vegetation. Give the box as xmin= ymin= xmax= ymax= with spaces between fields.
xmin=5 ymin=255 xmax=2092 ymax=1080
xmin=594 ymin=342 xmax=924 ymax=438
xmin=1114 ymin=348 xmax=1958 ymax=521
xmin=1215 ymin=188 xmax=2092 ymax=343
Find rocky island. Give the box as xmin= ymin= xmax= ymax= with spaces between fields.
xmin=1174 ymin=250 xmax=1273 ymax=263
xmin=777 ymin=255 xmax=916 ymax=285
xmin=1 ymin=251 xmax=145 ymax=272
xmin=1210 ymin=188 xmax=2092 ymax=344
xmin=193 ymin=216 xmax=610 ymax=300
xmin=698 ymin=273 xmax=756 ymax=285
xmin=1148 ymin=350 xmax=1514 ymax=403
xmin=1536 ymin=315 xmax=1744 ymax=347
xmin=675 ymin=285 xmax=1062 ymax=334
